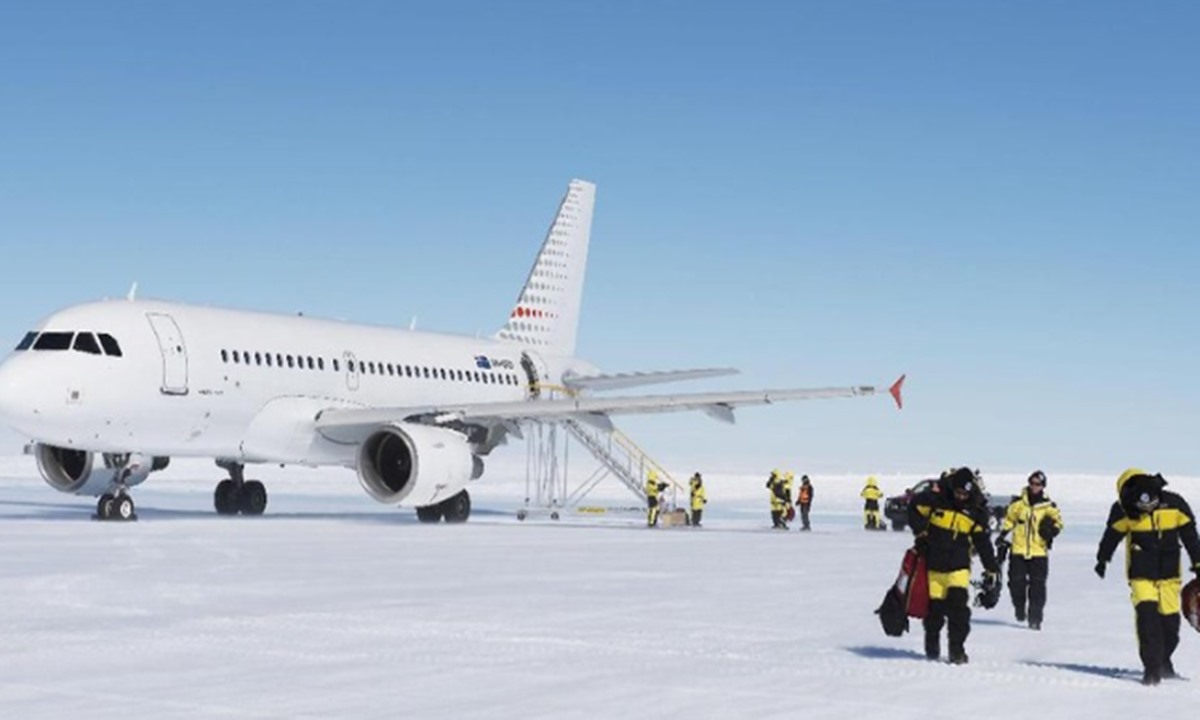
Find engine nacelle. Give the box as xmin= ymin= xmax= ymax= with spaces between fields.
xmin=34 ymin=445 xmax=167 ymax=497
xmin=356 ymin=423 xmax=477 ymax=506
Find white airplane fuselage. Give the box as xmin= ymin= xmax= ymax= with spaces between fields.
xmin=0 ymin=298 xmax=573 ymax=467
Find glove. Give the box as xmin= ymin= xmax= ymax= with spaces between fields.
xmin=1094 ymin=561 xmax=1107 ymax=579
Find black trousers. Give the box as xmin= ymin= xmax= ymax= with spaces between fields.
xmin=799 ymin=503 xmax=811 ymax=529
xmin=924 ymin=587 xmax=970 ymax=658
xmin=691 ymin=509 xmax=703 ymax=526
xmin=1008 ymin=555 xmax=1049 ymax=623
xmin=770 ymin=509 xmax=785 ymax=528
xmin=1136 ymin=601 xmax=1182 ymax=674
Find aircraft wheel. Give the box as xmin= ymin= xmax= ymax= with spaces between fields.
xmin=441 ymin=490 xmax=471 ymax=523
xmin=114 ymin=495 xmax=136 ymax=521
xmin=239 ymin=480 xmax=268 ymax=516
xmin=416 ymin=505 xmax=442 ymax=523
xmin=97 ymin=493 xmax=115 ymax=520
xmin=214 ymin=479 xmax=240 ymax=515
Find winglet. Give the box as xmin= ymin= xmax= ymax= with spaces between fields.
xmin=127 ymin=282 xmax=138 ymax=301
xmin=889 ymin=374 xmax=906 ymax=410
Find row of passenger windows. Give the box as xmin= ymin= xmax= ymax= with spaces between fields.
xmin=220 ymin=349 xmax=521 ymax=386
xmin=15 ymin=331 xmax=124 ymax=357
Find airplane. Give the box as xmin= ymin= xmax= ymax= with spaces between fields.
xmin=0 ymin=179 xmax=905 ymax=522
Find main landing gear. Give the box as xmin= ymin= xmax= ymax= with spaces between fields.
xmin=415 ymin=489 xmax=471 ymax=524
xmin=95 ymin=490 xmax=136 ymax=521
xmin=213 ymin=461 xmax=268 ymax=516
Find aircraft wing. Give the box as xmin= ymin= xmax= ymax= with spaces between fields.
xmin=314 ymin=375 xmax=905 ymax=441
xmin=563 ymin=367 xmax=739 ymax=392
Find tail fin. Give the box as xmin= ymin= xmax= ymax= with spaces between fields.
xmin=495 ymin=179 xmax=595 ymax=356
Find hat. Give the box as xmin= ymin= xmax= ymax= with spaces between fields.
xmin=945 ymin=467 xmax=976 ymax=494
xmin=1028 ymin=470 xmax=1047 ymax=487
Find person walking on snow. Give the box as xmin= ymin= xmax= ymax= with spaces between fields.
xmin=908 ymin=467 xmax=1000 ymax=664
xmin=1095 ymin=468 xmax=1200 ymax=685
xmin=996 ymin=470 xmax=1063 ymax=630
xmin=767 ymin=470 xmax=788 ymax=529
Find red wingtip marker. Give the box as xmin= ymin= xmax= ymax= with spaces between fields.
xmin=889 ymin=374 xmax=906 ymax=410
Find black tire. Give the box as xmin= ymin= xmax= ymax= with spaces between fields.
xmin=416 ymin=505 xmax=442 ymax=523
xmin=239 ymin=480 xmax=268 ymax=516
xmin=440 ymin=490 xmax=471 ymax=523
xmin=97 ymin=493 xmax=114 ymax=520
xmin=516 ymin=509 xmax=527 ymax=521
xmin=214 ymin=479 xmax=240 ymax=515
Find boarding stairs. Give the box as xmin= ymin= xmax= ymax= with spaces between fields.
xmin=517 ymin=389 xmax=684 ymax=519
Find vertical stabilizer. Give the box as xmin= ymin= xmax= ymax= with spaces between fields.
xmin=496 ymin=179 xmax=595 ymax=356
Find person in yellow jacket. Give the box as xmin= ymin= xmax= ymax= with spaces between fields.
xmin=688 ymin=472 xmax=707 ymax=528
xmin=782 ymin=471 xmax=796 ymax=525
xmin=644 ymin=470 xmax=668 ymax=527
xmin=861 ymin=476 xmax=884 ymax=530
xmin=766 ymin=470 xmax=788 ymax=529
xmin=1096 ymin=468 xmax=1200 ymax=685
xmin=995 ymin=470 xmax=1063 ymax=630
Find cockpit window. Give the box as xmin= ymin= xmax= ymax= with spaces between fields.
xmin=33 ymin=332 xmax=74 ymax=350
xmin=15 ymin=332 xmax=37 ymax=350
xmin=97 ymin=333 xmax=123 ymax=357
xmin=73 ymin=333 xmax=103 ymax=355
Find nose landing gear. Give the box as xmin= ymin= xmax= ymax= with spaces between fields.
xmin=95 ymin=490 xmax=136 ymax=521
xmin=214 ymin=461 xmax=268 ymax=516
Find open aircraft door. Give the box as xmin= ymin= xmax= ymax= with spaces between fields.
xmin=146 ymin=312 xmax=189 ymax=396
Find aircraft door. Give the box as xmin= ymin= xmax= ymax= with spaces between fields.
xmin=146 ymin=313 xmax=189 ymax=396
xmin=344 ymin=351 xmax=360 ymax=391
xmin=520 ymin=352 xmax=542 ymax=399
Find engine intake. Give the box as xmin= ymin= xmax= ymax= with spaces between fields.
xmin=34 ymin=445 xmax=166 ymax=497
xmin=356 ymin=423 xmax=475 ymax=506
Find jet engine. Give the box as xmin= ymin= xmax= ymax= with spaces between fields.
xmin=356 ymin=423 xmax=479 ymax=507
xmin=34 ymin=445 xmax=168 ymax=496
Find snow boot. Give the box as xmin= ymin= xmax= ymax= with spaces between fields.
xmin=1142 ymin=668 xmax=1162 ymax=686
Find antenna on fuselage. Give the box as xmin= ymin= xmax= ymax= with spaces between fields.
xmin=127 ymin=282 xmax=138 ymax=301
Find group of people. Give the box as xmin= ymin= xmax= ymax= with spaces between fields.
xmin=643 ymin=469 xmax=707 ymax=528
xmin=906 ymin=465 xmax=1200 ymax=687
xmin=765 ymin=470 xmax=814 ymax=531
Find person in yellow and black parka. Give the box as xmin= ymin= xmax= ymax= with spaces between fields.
xmin=1095 ymin=468 xmax=1200 ymax=685
xmin=908 ymin=467 xmax=1000 ymax=664
xmin=766 ymin=470 xmax=788 ymax=529
xmin=996 ymin=470 xmax=1063 ymax=630
xmin=688 ymin=472 xmax=707 ymax=528
xmin=861 ymin=476 xmax=884 ymax=530
xmin=644 ymin=470 xmax=668 ymax=528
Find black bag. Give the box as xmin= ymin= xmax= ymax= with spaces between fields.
xmin=876 ymin=587 xmax=909 ymax=637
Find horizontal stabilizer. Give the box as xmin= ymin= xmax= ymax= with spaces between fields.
xmin=563 ymin=368 xmax=739 ymax=392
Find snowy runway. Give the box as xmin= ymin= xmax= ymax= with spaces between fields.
xmin=1 ymin=458 xmax=1196 ymax=718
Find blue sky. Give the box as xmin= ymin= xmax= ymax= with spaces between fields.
xmin=1 ymin=2 xmax=1197 ymax=477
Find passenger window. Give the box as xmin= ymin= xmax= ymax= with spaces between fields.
xmin=422 ymin=367 xmax=429 ymax=379
xmin=318 ymin=357 xmax=325 ymax=371
xmin=15 ymin=331 xmax=37 ymax=351
xmin=73 ymin=333 xmax=102 ymax=355
xmin=221 ymin=349 xmax=229 ymax=363
xmin=97 ymin=334 xmax=122 ymax=357
xmin=276 ymin=353 xmax=283 ymax=367
xmin=306 ymin=356 xmax=314 ymax=370
xmin=34 ymin=332 xmax=74 ymax=351
xmin=265 ymin=353 xmax=273 ymax=367
xmin=255 ymin=352 xmax=262 ymax=366
xmin=287 ymin=355 xmax=295 ymax=368
xmin=333 ymin=358 xmax=340 ymax=372
xmin=233 ymin=350 xmax=242 ymax=364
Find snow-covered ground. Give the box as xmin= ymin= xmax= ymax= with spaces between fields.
xmin=2 ymin=456 xmax=1197 ymax=718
